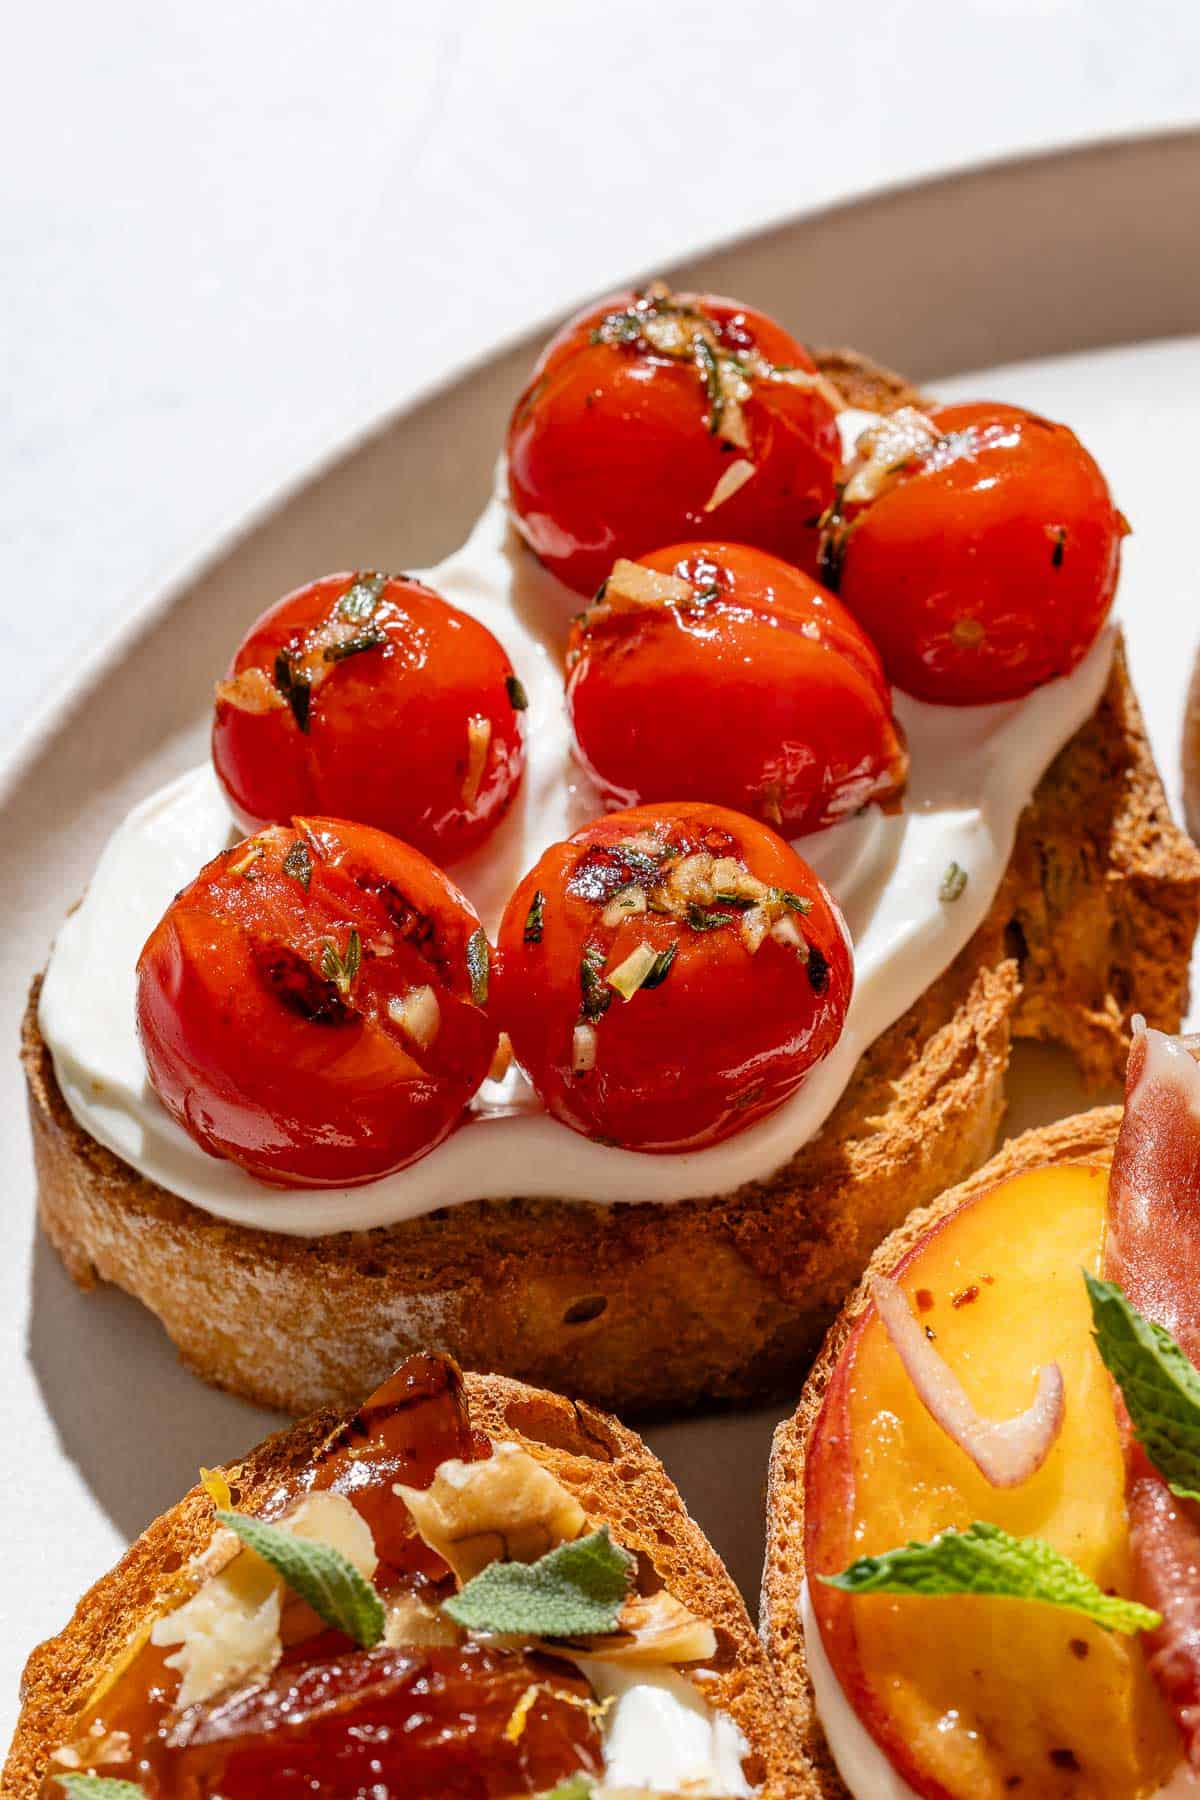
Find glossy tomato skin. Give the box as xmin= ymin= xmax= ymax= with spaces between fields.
xmin=494 ymin=802 xmax=851 ymax=1151
xmin=832 ymin=402 xmax=1124 ymax=704
xmin=506 ymin=286 xmax=841 ymax=596
xmin=566 ymin=541 xmax=908 ymax=835
xmin=136 ymin=818 xmax=496 ymax=1186
xmin=212 ymin=572 xmax=526 ymax=863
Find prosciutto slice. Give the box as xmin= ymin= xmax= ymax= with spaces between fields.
xmin=1105 ymin=1022 xmax=1200 ymax=1764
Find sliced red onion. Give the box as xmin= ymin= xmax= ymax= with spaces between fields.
xmin=872 ymin=1276 xmax=1065 ymax=1488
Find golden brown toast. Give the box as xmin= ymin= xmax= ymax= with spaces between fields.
xmin=21 ymin=353 xmax=1200 ymax=1416
xmin=759 ymin=1104 xmax=1123 ymax=1797
xmin=6 ymin=1368 xmax=811 ymax=1799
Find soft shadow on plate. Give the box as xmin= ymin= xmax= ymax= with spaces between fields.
xmin=1002 ymin=1037 xmax=1120 ymax=1141
xmin=27 ymin=1228 xmax=285 ymax=1543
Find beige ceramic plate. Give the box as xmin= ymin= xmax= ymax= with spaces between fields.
xmin=3 ymin=131 xmax=1199 ymax=1731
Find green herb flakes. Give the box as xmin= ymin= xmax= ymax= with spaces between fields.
xmin=321 ymin=930 xmax=361 ymax=999
xmin=940 ymin=861 xmax=968 ymax=903
xmin=524 ymin=889 xmax=546 ymax=945
xmin=465 ymin=927 xmax=490 ymax=1006
xmin=283 ymin=838 xmax=313 ymax=892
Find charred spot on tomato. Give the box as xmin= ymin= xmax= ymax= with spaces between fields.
xmin=1051 ymin=526 xmax=1067 ymax=567
xmin=352 ymin=875 xmax=449 ymax=978
xmin=807 ymin=944 xmax=831 ymax=995
xmin=567 ymin=843 xmax=658 ymax=905
xmin=255 ymin=943 xmax=354 ymax=1026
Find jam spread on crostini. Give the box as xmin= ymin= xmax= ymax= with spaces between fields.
xmin=44 ymin=1353 xmax=731 ymax=1798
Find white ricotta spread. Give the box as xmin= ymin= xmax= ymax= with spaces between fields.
xmin=578 ymin=1658 xmax=751 ymax=1795
xmin=39 ymin=433 xmax=1117 ymax=1235
xmin=800 ymin=1580 xmax=1200 ymax=1798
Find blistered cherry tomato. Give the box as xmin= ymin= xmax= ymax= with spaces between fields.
xmin=212 ymin=572 xmax=526 ymax=862
xmin=136 ymin=818 xmax=497 ymax=1186
xmin=506 ymin=281 xmax=841 ymax=596
xmin=156 ymin=1644 xmax=602 ymax=1798
xmin=827 ymin=402 xmax=1125 ymax=704
xmin=494 ymin=803 xmax=851 ymax=1151
xmin=566 ymin=541 xmax=907 ymax=835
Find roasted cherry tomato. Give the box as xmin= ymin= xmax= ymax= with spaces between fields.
xmin=136 ymin=819 xmax=497 ymax=1186
xmin=506 ymin=280 xmax=841 ymax=596
xmin=826 ymin=402 xmax=1125 ymax=704
xmin=153 ymin=1644 xmax=602 ymax=1798
xmin=212 ymin=571 xmax=526 ymax=862
xmin=566 ymin=542 xmax=908 ymax=835
xmin=494 ymin=803 xmax=851 ymax=1151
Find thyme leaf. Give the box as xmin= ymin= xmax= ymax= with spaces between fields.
xmin=338 ymin=572 xmax=388 ymax=622
xmin=641 ymin=941 xmax=678 ymax=989
xmin=507 ymin=673 xmax=529 ymax=711
xmin=524 ymin=889 xmax=545 ymax=945
xmin=321 ymin=930 xmax=362 ymax=999
xmin=274 ymin=651 xmax=312 ymax=733
xmin=282 ymin=839 xmax=313 ymax=892
xmin=324 ymin=627 xmax=386 ymax=664
xmin=580 ymin=944 xmax=612 ymax=1021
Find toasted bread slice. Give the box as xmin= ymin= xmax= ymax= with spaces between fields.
xmin=759 ymin=1104 xmax=1123 ymax=1796
xmin=6 ymin=1366 xmax=810 ymax=1799
xmin=21 ymin=354 xmax=1200 ymax=1417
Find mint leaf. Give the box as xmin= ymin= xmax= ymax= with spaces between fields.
xmin=215 ymin=1510 xmax=384 ymax=1649
xmin=54 ymin=1781 xmax=147 ymax=1799
xmin=1086 ymin=1272 xmax=1200 ymax=1500
xmin=444 ymin=1525 xmax=634 ymax=1638
xmin=820 ymin=1520 xmax=1159 ymax=1634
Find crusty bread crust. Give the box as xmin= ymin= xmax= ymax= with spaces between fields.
xmin=6 ymin=1371 xmax=813 ymax=1800
xmin=20 ymin=354 xmax=1200 ymax=1417
xmin=759 ymin=1105 xmax=1123 ymax=1797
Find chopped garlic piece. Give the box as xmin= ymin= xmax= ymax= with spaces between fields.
xmin=740 ymin=905 xmax=771 ymax=956
xmin=388 ymin=984 xmax=441 ymax=1050
xmin=770 ymin=914 xmax=804 ymax=949
xmin=842 ymin=405 xmax=940 ymax=505
xmin=573 ymin=1022 xmax=598 ymax=1074
xmin=766 ymin=362 xmax=846 ymax=412
xmin=150 ymin=1491 xmax=376 ymax=1709
xmin=605 ymin=559 xmax=694 ymax=611
xmin=710 ymin=858 xmax=767 ymax=903
xmin=395 ymin=1441 xmax=586 ymax=1584
xmin=151 ymin=1544 xmax=282 ymax=1709
xmin=214 ymin=666 xmax=286 ymax=715
xmin=384 ymin=1590 xmax=462 ymax=1649
xmin=489 ymin=1030 xmax=514 ymax=1082
xmin=606 ymin=942 xmax=660 ymax=1001
xmin=703 ymin=457 xmax=756 ymax=513
xmin=601 ymin=884 xmax=648 ymax=928
xmin=228 ymin=843 xmax=264 ymax=879
xmin=462 ymin=714 xmax=492 ymax=806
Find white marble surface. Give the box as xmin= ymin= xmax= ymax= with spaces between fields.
xmin=5 ymin=0 xmax=1200 ymax=726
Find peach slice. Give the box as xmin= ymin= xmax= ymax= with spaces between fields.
xmin=805 ymin=1163 xmax=1181 ymax=1798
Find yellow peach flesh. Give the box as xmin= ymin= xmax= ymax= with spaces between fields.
xmin=834 ymin=1163 xmax=1179 ymax=1797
